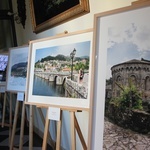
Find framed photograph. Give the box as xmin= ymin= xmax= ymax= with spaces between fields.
xmin=6 ymin=45 xmax=29 ymax=92
xmin=29 ymin=0 xmax=90 ymax=33
xmin=93 ymin=1 xmax=150 ymax=149
xmin=25 ymin=29 xmax=94 ymax=110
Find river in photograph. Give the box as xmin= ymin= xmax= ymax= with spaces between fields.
xmin=32 ymin=75 xmax=65 ymax=97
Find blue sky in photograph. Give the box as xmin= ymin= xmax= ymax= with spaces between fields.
xmin=106 ymin=22 xmax=150 ymax=79
xmin=35 ymin=41 xmax=90 ymax=62
xmin=11 ymin=48 xmax=28 ymax=66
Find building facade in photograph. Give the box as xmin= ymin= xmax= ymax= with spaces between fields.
xmin=111 ymin=58 xmax=150 ymax=101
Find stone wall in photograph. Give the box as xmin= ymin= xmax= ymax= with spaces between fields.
xmin=105 ymin=103 xmax=150 ymax=134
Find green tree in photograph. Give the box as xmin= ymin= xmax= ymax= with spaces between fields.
xmin=74 ymin=60 xmax=89 ymax=72
xmin=111 ymin=79 xmax=143 ymax=110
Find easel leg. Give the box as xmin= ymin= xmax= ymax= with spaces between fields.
xmin=56 ymin=110 xmax=62 ymax=150
xmin=9 ymin=93 xmax=12 ymax=145
xmin=19 ymin=101 xmax=26 ymax=150
xmin=42 ymin=109 xmax=50 ymax=150
xmin=29 ymin=105 xmax=33 ymax=150
xmin=37 ymin=107 xmax=55 ymax=149
xmin=2 ymin=92 xmax=6 ymax=127
xmin=70 ymin=111 xmax=76 ymax=150
xmin=10 ymin=100 xmax=19 ymax=150
xmin=75 ymin=116 xmax=87 ymax=150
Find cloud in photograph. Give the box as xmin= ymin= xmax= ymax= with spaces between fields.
xmin=106 ymin=23 xmax=150 ymax=79
xmin=108 ymin=23 xmax=150 ymax=52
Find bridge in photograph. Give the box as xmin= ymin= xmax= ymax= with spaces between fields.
xmin=35 ymin=71 xmax=69 ymax=85
xmin=34 ymin=71 xmax=88 ymax=99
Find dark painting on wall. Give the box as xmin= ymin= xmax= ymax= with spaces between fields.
xmin=29 ymin=0 xmax=90 ymax=33
xmin=33 ymin=0 xmax=80 ymax=26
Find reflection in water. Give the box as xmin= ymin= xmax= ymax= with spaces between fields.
xmin=32 ymin=75 xmax=65 ymax=97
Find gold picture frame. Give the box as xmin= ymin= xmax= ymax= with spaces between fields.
xmin=29 ymin=0 xmax=90 ymax=33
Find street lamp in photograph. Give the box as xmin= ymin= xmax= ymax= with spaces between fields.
xmin=70 ymin=48 xmax=76 ymax=80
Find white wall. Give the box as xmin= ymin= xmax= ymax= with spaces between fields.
xmin=13 ymin=0 xmax=136 ymax=45
xmin=12 ymin=0 xmax=136 ymax=149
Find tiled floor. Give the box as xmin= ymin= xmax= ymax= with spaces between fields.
xmin=0 ymin=125 xmax=53 ymax=150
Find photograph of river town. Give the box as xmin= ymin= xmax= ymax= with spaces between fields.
xmin=103 ymin=22 xmax=150 ymax=149
xmin=8 ymin=47 xmax=28 ymax=91
xmin=32 ymin=41 xmax=90 ymax=99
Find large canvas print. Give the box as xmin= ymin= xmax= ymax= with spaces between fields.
xmin=6 ymin=46 xmax=29 ymax=92
xmin=26 ymin=30 xmax=94 ymax=110
xmin=93 ymin=1 xmax=150 ymax=149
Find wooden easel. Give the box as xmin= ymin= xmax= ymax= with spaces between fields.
xmin=1 ymin=92 xmax=11 ymax=127
xmin=70 ymin=111 xmax=87 ymax=150
xmin=0 ymin=91 xmax=13 ymax=145
xmin=37 ymin=106 xmax=55 ymax=148
xmin=28 ymin=30 xmax=89 ymax=150
xmin=9 ymin=92 xmax=26 ymax=150
xmin=29 ymin=105 xmax=33 ymax=150
xmin=42 ymin=107 xmax=62 ymax=150
xmin=29 ymin=105 xmax=56 ymax=150
xmin=40 ymin=108 xmax=87 ymax=150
